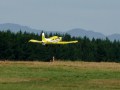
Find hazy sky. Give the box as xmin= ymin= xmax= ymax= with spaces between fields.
xmin=0 ymin=0 xmax=120 ymax=35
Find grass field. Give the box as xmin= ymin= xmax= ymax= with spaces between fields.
xmin=0 ymin=61 xmax=120 ymax=90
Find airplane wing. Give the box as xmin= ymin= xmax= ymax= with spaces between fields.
xmin=28 ymin=39 xmax=43 ymax=43
xmin=53 ymin=41 xmax=78 ymax=44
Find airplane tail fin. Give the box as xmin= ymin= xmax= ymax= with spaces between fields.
xmin=42 ymin=33 xmax=46 ymax=41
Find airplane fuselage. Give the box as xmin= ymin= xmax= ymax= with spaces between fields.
xmin=45 ymin=37 xmax=62 ymax=43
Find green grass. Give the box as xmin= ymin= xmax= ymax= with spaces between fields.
xmin=0 ymin=61 xmax=120 ymax=90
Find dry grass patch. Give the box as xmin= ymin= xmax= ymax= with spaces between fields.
xmin=88 ymin=79 xmax=120 ymax=89
xmin=0 ymin=61 xmax=120 ymax=71
xmin=0 ymin=77 xmax=49 ymax=83
xmin=90 ymin=79 xmax=120 ymax=85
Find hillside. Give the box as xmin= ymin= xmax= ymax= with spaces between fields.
xmin=67 ymin=28 xmax=106 ymax=39
xmin=0 ymin=23 xmax=42 ymax=33
xmin=0 ymin=23 xmax=120 ymax=41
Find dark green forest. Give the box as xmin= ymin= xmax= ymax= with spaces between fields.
xmin=0 ymin=30 xmax=120 ymax=62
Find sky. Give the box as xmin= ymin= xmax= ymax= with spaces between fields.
xmin=0 ymin=0 xmax=120 ymax=35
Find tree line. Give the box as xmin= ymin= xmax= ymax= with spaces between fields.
xmin=0 ymin=30 xmax=120 ymax=62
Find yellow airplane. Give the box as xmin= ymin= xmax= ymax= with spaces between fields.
xmin=29 ymin=33 xmax=78 ymax=45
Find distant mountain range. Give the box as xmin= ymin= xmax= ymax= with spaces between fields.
xmin=0 ymin=23 xmax=120 ymax=41
xmin=0 ymin=23 xmax=42 ymax=33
